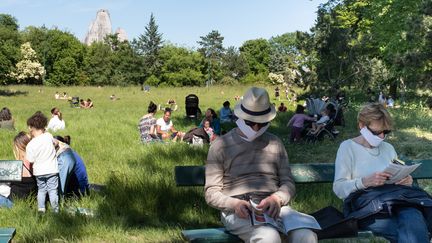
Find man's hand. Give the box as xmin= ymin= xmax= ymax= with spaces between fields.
xmin=257 ymin=194 xmax=281 ymax=218
xmin=362 ymin=172 xmax=392 ymax=188
xmin=396 ymin=175 xmax=413 ymax=186
xmin=233 ymin=200 xmax=251 ymax=219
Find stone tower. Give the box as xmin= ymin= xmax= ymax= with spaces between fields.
xmin=84 ymin=9 xmax=112 ymax=45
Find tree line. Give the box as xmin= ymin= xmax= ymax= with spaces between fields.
xmin=1 ymin=0 xmax=431 ymax=97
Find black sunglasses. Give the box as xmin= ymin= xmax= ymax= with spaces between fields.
xmin=244 ymin=120 xmax=269 ymax=128
xmin=367 ymin=126 xmax=391 ymax=136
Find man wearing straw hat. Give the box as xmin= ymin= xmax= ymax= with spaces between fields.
xmin=205 ymin=87 xmax=317 ymax=242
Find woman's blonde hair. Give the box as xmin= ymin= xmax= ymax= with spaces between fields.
xmin=357 ymin=103 xmax=393 ymax=130
xmin=13 ymin=131 xmax=31 ymax=160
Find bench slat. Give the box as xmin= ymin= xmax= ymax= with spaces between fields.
xmin=182 ymin=228 xmax=379 ymax=242
xmin=182 ymin=228 xmax=241 ymax=243
xmin=175 ymin=160 xmax=432 ymax=186
xmin=0 ymin=160 xmax=23 ymax=182
xmin=175 ymin=166 xmax=205 ymax=186
xmin=0 ymin=228 xmax=16 ymax=243
xmin=410 ymin=160 xmax=432 ymax=179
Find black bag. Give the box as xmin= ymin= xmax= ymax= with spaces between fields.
xmin=310 ymin=206 xmax=358 ymax=240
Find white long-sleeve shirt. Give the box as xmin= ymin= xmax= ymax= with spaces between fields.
xmin=333 ymin=139 xmax=397 ymax=199
xmin=47 ymin=115 xmax=65 ymax=132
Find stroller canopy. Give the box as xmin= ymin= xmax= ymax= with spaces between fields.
xmin=185 ymin=94 xmax=200 ymax=118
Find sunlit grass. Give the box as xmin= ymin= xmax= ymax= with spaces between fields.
xmin=0 ymin=85 xmax=431 ymax=242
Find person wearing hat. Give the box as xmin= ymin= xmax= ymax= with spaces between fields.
xmin=205 ymin=87 xmax=317 ymax=243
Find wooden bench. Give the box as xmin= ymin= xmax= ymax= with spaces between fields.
xmin=175 ymin=160 xmax=432 ymax=242
xmin=0 ymin=160 xmax=23 ymax=243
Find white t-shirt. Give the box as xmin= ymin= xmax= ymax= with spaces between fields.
xmin=26 ymin=132 xmax=59 ymax=176
xmin=333 ymin=139 xmax=397 ymax=199
xmin=156 ymin=118 xmax=173 ymax=132
xmin=47 ymin=115 xmax=65 ymax=132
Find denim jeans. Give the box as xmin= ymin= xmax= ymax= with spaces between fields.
xmin=359 ymin=207 xmax=429 ymax=243
xmin=36 ymin=174 xmax=59 ymax=212
xmin=57 ymin=149 xmax=76 ymax=196
xmin=0 ymin=195 xmax=12 ymax=208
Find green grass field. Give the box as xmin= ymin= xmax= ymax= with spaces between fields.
xmin=0 ymin=85 xmax=431 ymax=242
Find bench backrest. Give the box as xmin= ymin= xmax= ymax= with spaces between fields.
xmin=0 ymin=160 xmax=23 ymax=182
xmin=175 ymin=160 xmax=432 ymax=186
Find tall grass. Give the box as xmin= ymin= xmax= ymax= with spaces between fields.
xmin=0 ymin=85 xmax=431 ymax=242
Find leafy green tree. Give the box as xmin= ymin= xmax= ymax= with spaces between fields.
xmin=197 ymin=30 xmax=224 ymax=84
xmin=107 ymin=34 xmax=145 ymax=86
xmin=10 ymin=42 xmax=45 ymax=84
xmin=239 ymin=39 xmax=271 ymax=75
xmin=311 ymin=0 xmax=431 ymax=95
xmin=47 ymin=57 xmax=78 ymax=86
xmin=0 ymin=14 xmax=18 ymax=31
xmin=159 ymin=45 xmax=204 ymax=86
xmin=221 ymin=46 xmax=248 ymax=81
xmin=22 ymin=27 xmax=85 ymax=85
xmin=132 ymin=13 xmax=163 ymax=83
xmin=0 ymin=14 xmax=20 ymax=84
xmin=83 ymin=42 xmax=113 ymax=86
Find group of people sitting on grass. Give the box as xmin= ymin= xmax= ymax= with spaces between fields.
xmin=138 ymin=99 xmax=238 ymax=144
xmin=80 ymin=98 xmax=94 ymax=109
xmin=0 ymin=111 xmax=89 ymax=212
xmin=54 ymin=91 xmax=69 ymax=100
xmin=203 ymin=87 xmax=431 ymax=242
xmin=1 ymin=106 xmax=66 ymax=133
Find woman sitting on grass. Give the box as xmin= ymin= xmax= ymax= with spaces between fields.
xmin=55 ymin=135 xmax=89 ymax=196
xmin=0 ymin=107 xmax=15 ymax=130
xmin=47 ymin=107 xmax=65 ymax=132
xmin=138 ymin=101 xmax=160 ymax=143
xmin=11 ymin=131 xmax=37 ymax=199
xmin=156 ymin=110 xmax=184 ymax=142
xmin=199 ymin=108 xmax=221 ymax=135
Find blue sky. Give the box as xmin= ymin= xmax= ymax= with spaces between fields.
xmin=1 ymin=0 xmax=327 ymax=48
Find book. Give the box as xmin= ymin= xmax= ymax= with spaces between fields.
xmin=383 ymin=159 xmax=421 ymax=184
xmin=249 ymin=200 xmax=321 ymax=234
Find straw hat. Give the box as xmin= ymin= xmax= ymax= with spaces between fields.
xmin=234 ymin=87 xmax=276 ymax=123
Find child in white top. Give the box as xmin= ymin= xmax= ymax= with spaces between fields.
xmin=47 ymin=107 xmax=65 ymax=132
xmin=26 ymin=111 xmax=59 ymax=213
xmin=310 ymin=108 xmax=330 ymax=134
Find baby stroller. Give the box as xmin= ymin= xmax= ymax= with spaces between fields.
xmin=304 ymin=98 xmax=340 ymax=143
xmin=69 ymin=96 xmax=79 ymax=108
xmin=185 ymin=94 xmax=201 ymax=119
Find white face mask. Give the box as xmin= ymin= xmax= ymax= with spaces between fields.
xmin=236 ymin=118 xmax=270 ymax=142
xmin=360 ymin=127 xmax=384 ymax=147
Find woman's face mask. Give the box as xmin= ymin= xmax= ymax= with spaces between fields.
xmin=360 ymin=127 xmax=385 ymax=147
xmin=236 ymin=118 xmax=270 ymax=142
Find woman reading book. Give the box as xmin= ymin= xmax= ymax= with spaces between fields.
xmin=333 ymin=103 xmax=432 ymax=242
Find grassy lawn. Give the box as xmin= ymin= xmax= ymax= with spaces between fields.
xmin=0 ymin=85 xmax=431 ymax=242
